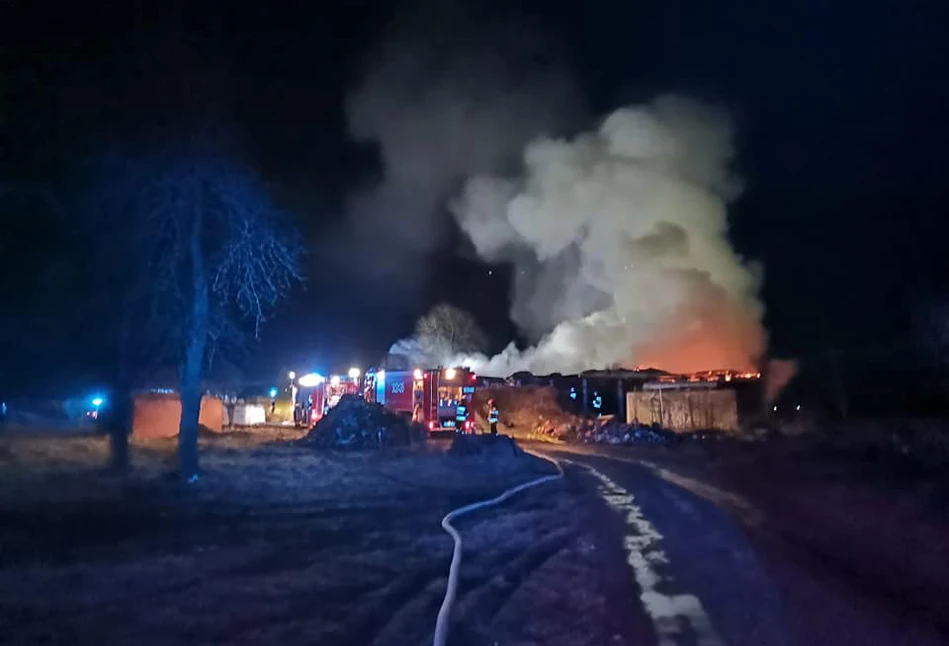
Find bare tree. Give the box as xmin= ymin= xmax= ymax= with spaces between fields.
xmin=87 ymin=135 xmax=303 ymax=479
xmin=413 ymin=303 xmax=487 ymax=362
xmin=80 ymin=155 xmax=174 ymax=472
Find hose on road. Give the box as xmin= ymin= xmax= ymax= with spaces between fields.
xmin=432 ymin=449 xmax=564 ymax=646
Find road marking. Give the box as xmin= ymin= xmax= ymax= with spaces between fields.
xmin=584 ymin=464 xmax=725 ymax=646
xmin=558 ymin=446 xmax=762 ymax=527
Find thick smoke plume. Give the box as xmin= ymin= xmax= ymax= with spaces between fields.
xmin=453 ymin=96 xmax=765 ymax=376
xmin=340 ymin=2 xmax=579 ymax=286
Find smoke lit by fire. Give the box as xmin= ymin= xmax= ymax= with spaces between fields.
xmin=454 ymin=96 xmax=765 ymax=377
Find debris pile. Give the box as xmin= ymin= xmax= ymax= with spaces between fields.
xmin=472 ymin=386 xmax=583 ymax=439
xmin=572 ymin=418 xmax=730 ymax=445
xmin=576 ymin=418 xmax=677 ymax=445
xmin=303 ymin=395 xmax=426 ymax=450
xmin=470 ymin=384 xmax=732 ymax=444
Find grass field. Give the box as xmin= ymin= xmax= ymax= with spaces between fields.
xmin=0 ymin=429 xmax=639 ymax=646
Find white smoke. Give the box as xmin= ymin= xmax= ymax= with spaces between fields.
xmin=339 ymin=1 xmax=579 ymax=285
xmin=453 ymin=95 xmax=765 ymax=377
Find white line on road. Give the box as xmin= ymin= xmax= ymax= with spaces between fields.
xmin=562 ymin=447 xmax=762 ymax=527
xmin=584 ymin=464 xmax=725 ymax=646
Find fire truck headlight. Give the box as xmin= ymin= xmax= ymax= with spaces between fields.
xmin=444 ymin=367 xmax=457 ymax=379
xmin=348 ymin=367 xmax=361 ymax=379
xmin=413 ymin=368 xmax=423 ymax=380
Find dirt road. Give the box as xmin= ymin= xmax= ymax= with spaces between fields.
xmin=532 ymin=443 xmax=949 ymax=646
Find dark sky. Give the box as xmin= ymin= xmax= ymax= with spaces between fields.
xmin=2 ymin=0 xmax=948 ymax=394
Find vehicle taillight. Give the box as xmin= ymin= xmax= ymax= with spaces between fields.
xmin=428 ymin=421 xmax=436 ymax=430
xmin=470 ymin=374 xmax=476 ymax=382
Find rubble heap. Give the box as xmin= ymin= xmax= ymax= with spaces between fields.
xmin=472 ymin=386 xmax=728 ymax=444
xmin=472 ymin=386 xmax=583 ymax=439
xmin=575 ymin=417 xmax=675 ymax=445
xmin=303 ymin=395 xmax=426 ymax=450
xmin=471 ymin=385 xmax=724 ymax=445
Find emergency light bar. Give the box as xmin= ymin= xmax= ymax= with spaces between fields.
xmin=298 ymin=373 xmax=325 ymax=388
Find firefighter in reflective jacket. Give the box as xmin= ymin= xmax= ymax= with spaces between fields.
xmin=487 ymin=399 xmax=500 ymax=436
xmin=455 ymin=398 xmax=469 ymax=433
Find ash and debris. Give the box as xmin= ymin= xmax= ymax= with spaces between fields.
xmin=472 ymin=385 xmax=722 ymax=446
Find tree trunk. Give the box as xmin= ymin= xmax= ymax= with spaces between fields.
xmin=178 ymin=195 xmax=209 ymax=482
xmin=108 ymin=391 xmax=131 ymax=472
xmin=178 ymin=376 xmax=202 ymax=480
xmin=178 ymin=293 xmax=208 ymax=479
xmin=108 ymin=307 xmax=135 ymax=472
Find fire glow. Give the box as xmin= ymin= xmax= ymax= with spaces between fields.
xmin=454 ymin=97 xmax=765 ymax=378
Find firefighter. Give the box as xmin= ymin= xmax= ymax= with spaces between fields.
xmin=455 ymin=397 xmax=469 ymax=434
xmin=487 ymin=398 xmax=500 ymax=436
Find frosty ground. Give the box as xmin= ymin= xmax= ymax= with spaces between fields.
xmin=5 ymin=426 xmax=949 ymax=646
xmin=0 ymin=429 xmax=640 ymax=646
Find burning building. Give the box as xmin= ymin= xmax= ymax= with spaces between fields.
xmin=504 ymin=368 xmax=762 ymax=432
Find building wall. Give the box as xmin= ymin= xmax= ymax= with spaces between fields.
xmin=230 ymin=404 xmax=267 ymax=426
xmin=626 ymin=388 xmax=739 ymax=432
xmin=132 ymin=394 xmax=224 ymax=439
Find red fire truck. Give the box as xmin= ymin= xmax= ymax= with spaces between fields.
xmin=295 ymin=373 xmax=361 ymax=427
xmin=365 ymin=366 xmax=477 ymax=433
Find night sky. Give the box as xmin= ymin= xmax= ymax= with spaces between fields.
xmin=2 ymin=0 xmax=948 ymax=396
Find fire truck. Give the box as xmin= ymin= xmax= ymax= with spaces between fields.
xmin=293 ymin=372 xmax=362 ymax=427
xmin=365 ymin=366 xmax=478 ymax=433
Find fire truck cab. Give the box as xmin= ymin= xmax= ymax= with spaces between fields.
xmin=366 ymin=366 xmax=477 ymax=434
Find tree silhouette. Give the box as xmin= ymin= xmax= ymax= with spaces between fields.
xmin=85 ymin=134 xmax=303 ymax=478
xmin=413 ymin=303 xmax=487 ymax=363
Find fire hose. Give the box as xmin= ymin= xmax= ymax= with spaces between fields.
xmin=432 ymin=449 xmax=564 ymax=646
